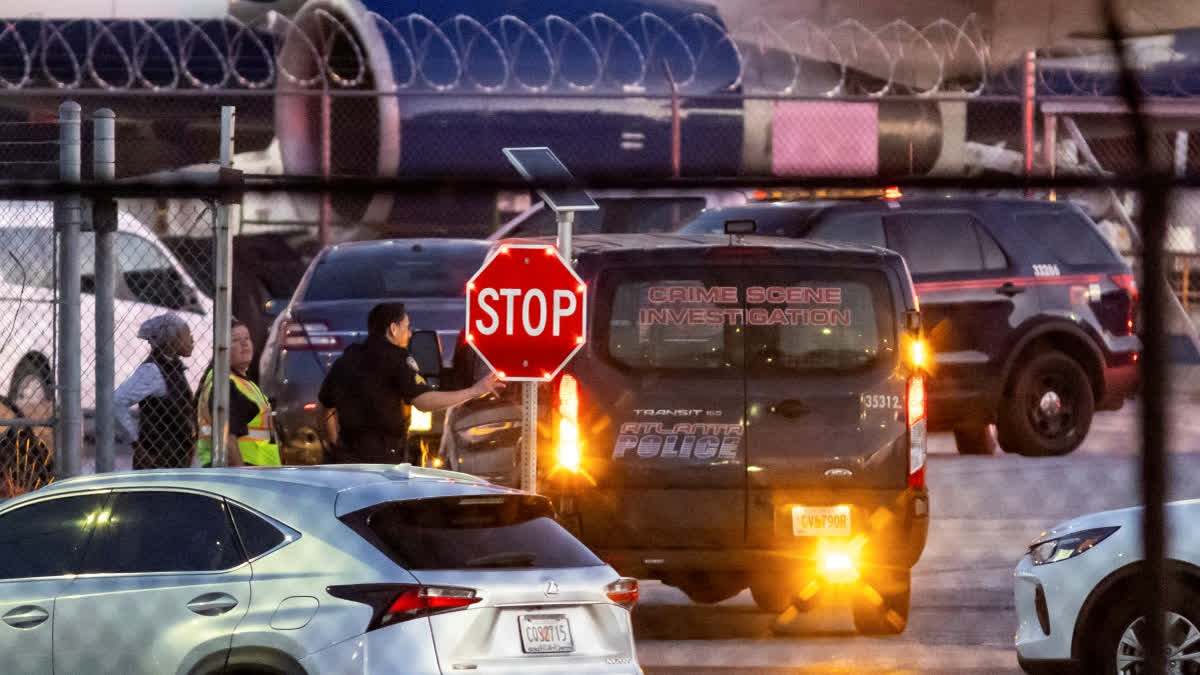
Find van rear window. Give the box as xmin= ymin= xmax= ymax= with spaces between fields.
xmin=602 ymin=266 xmax=895 ymax=372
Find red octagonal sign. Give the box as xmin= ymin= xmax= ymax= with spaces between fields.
xmin=465 ymin=244 xmax=587 ymax=381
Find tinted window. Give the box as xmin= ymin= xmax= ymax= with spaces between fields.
xmin=0 ymin=493 xmax=110 ymax=579
xmin=1015 ymin=211 xmax=1120 ymax=265
xmin=885 ymin=212 xmax=1004 ymax=275
xmin=605 ymin=267 xmax=743 ymax=370
xmin=744 ymin=269 xmax=894 ymax=373
xmin=230 ymin=504 xmax=286 ymax=559
xmin=357 ymin=495 xmax=602 ymax=570
xmin=79 ymin=491 xmax=244 ymax=574
xmin=510 ymin=198 xmax=706 ymax=237
xmin=806 ymin=212 xmax=887 ymax=248
xmin=304 ymin=246 xmax=489 ymax=301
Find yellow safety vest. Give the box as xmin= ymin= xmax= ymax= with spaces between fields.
xmin=196 ymin=370 xmax=281 ymax=466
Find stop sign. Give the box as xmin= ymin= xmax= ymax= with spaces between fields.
xmin=465 ymin=244 xmax=587 ymax=381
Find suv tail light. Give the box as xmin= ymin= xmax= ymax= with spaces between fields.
xmin=1110 ymin=273 xmax=1138 ymax=334
xmin=555 ymin=373 xmax=582 ymax=473
xmin=606 ymin=577 xmax=639 ymax=610
xmin=327 ymin=584 xmax=481 ymax=631
xmin=907 ymin=375 xmax=927 ymax=489
xmin=281 ymin=320 xmax=338 ymax=350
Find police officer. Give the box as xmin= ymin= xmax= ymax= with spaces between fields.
xmin=318 ymin=302 xmax=503 ymax=464
xmin=196 ymin=319 xmax=281 ymax=467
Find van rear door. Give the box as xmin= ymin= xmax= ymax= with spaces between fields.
xmin=739 ymin=264 xmax=909 ymax=546
xmin=576 ymin=264 xmax=747 ymax=551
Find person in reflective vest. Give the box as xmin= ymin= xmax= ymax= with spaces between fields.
xmin=196 ymin=320 xmax=280 ymax=467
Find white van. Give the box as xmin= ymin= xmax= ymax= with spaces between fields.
xmin=0 ymin=202 xmax=213 ymax=427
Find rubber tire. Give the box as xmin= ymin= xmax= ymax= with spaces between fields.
xmin=750 ymin=582 xmax=793 ymax=613
xmin=953 ymin=424 xmax=997 ymax=456
xmin=997 ymin=350 xmax=1095 ymax=457
xmin=1088 ymin=582 xmax=1200 ymax=674
xmin=852 ymin=569 xmax=911 ymax=635
xmin=677 ymin=575 xmax=745 ymax=605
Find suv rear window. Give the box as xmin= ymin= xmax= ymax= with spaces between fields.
xmin=352 ymin=495 xmax=602 ymax=570
xmin=1014 ymin=211 xmax=1121 ymax=265
xmin=304 ymin=246 xmax=488 ymax=301
xmin=603 ymin=266 xmax=895 ymax=372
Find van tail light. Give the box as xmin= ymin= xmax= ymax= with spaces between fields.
xmin=281 ymin=320 xmax=339 ymax=350
xmin=327 ymin=584 xmax=481 ymax=631
xmin=907 ymin=375 xmax=927 ymax=489
xmin=606 ymin=577 xmax=639 ymax=610
xmin=1110 ymin=273 xmax=1138 ymax=334
xmin=555 ymin=373 xmax=583 ymax=473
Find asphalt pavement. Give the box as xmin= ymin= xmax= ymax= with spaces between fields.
xmin=635 ymin=403 xmax=1200 ymax=674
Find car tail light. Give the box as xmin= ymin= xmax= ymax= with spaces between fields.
xmin=606 ymin=577 xmax=639 ymax=610
xmin=281 ymin=320 xmax=338 ymax=350
xmin=907 ymin=375 xmax=926 ymax=489
xmin=1110 ymin=273 xmax=1138 ymax=334
xmin=327 ymin=584 xmax=481 ymax=631
xmin=555 ymin=373 xmax=583 ymax=473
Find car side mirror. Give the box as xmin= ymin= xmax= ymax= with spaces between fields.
xmin=409 ymin=330 xmax=443 ymax=378
xmin=906 ymin=309 xmax=922 ymax=334
xmin=264 ymin=299 xmax=287 ymax=317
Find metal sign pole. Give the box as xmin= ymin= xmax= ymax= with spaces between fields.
xmin=212 ymin=106 xmax=235 ymax=467
xmin=520 ymin=382 xmax=537 ymax=492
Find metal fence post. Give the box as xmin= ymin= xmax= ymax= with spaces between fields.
xmin=93 ymin=108 xmax=116 ymax=474
xmin=55 ymin=101 xmax=82 ymax=480
xmin=211 ymin=106 xmax=235 ymax=467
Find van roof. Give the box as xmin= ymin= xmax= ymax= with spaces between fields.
xmin=0 ymin=200 xmax=164 ymax=240
xmin=501 ymin=232 xmax=901 ymax=260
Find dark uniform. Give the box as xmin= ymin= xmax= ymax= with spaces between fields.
xmin=318 ymin=334 xmax=433 ymax=464
xmin=134 ymin=350 xmax=194 ymax=469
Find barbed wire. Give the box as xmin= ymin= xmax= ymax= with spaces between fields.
xmin=0 ymin=13 xmax=1195 ymax=98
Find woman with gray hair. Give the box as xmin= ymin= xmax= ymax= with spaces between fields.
xmin=114 ymin=312 xmax=195 ymax=469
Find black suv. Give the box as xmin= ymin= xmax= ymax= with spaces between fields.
xmin=680 ymin=197 xmax=1141 ymax=456
xmin=431 ymin=233 xmax=930 ymax=634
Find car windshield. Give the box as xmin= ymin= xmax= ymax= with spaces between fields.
xmin=303 ymin=245 xmax=488 ymax=300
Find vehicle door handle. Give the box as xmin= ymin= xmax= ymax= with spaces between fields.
xmin=773 ymin=400 xmax=811 ymax=419
xmin=186 ymin=593 xmax=240 ymax=616
xmin=996 ymin=282 xmax=1025 ymax=297
xmin=3 ymin=606 xmax=49 ymax=628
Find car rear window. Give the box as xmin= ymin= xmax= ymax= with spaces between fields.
xmin=304 ymin=246 xmax=488 ymax=301
xmin=1014 ymin=211 xmax=1121 ymax=265
xmin=603 ymin=265 xmax=895 ymax=372
xmin=352 ymin=495 xmax=603 ymax=570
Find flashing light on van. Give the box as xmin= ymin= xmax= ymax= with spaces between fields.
xmin=553 ymin=374 xmax=588 ymax=479
xmin=884 ymin=186 xmax=903 ymax=200
xmin=908 ymin=339 xmax=928 ymax=370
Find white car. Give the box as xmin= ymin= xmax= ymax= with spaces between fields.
xmin=1013 ymin=499 xmax=1200 ymax=674
xmin=0 ymin=201 xmax=213 ymax=423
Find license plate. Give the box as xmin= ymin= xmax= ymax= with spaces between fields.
xmin=792 ymin=505 xmax=851 ymax=536
xmin=518 ymin=614 xmax=574 ymax=654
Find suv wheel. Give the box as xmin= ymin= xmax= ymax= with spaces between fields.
xmin=952 ymin=425 xmax=997 ymax=455
xmin=1089 ymin=584 xmax=1200 ymax=674
xmin=997 ymin=350 xmax=1094 ymax=457
xmin=852 ymin=569 xmax=911 ymax=635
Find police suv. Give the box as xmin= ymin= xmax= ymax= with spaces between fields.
xmin=430 ymin=228 xmax=930 ymax=635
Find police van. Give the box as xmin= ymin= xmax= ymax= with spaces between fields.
xmin=420 ymin=228 xmax=930 ymax=635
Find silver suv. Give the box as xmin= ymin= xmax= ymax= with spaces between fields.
xmin=0 ymin=465 xmax=640 ymax=674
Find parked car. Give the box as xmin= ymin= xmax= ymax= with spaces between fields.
xmin=680 ymin=196 xmax=1141 ymax=456
xmin=0 ymin=464 xmax=640 ymax=674
xmin=434 ymin=231 xmax=930 ymax=634
xmin=490 ymin=188 xmax=749 ymax=240
xmin=0 ymin=201 xmax=214 ymax=425
xmin=259 ymin=238 xmax=491 ymax=465
xmin=1013 ymin=499 xmax=1200 ymax=674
